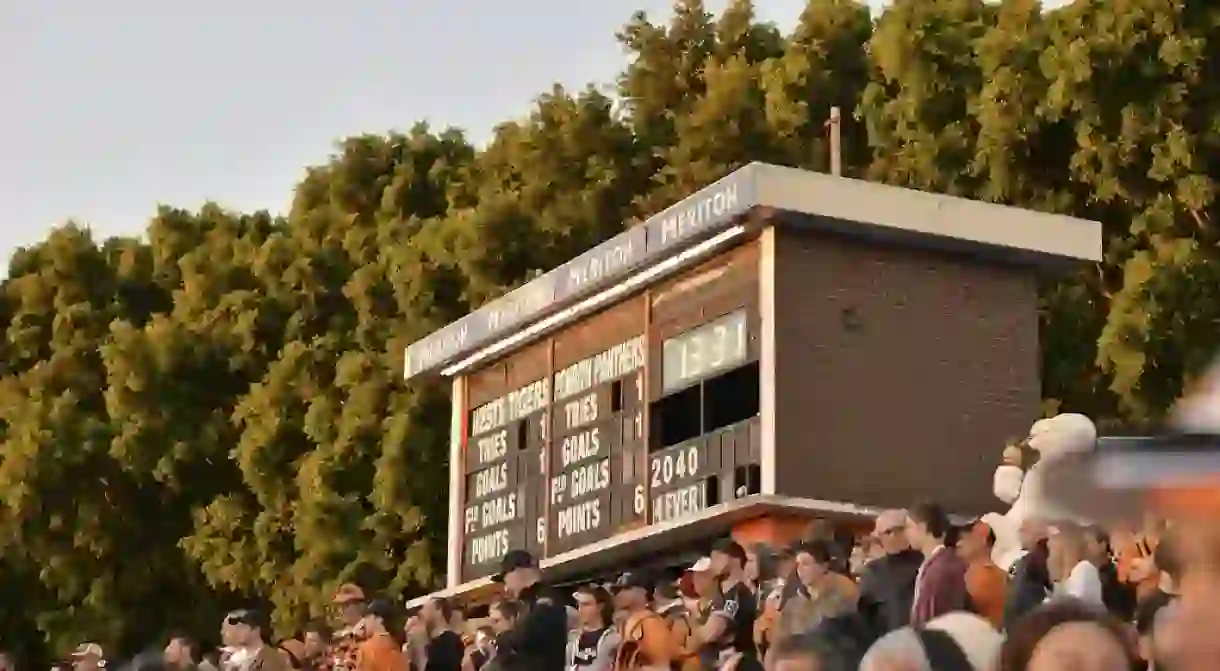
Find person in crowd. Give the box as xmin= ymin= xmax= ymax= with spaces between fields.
xmin=1115 ymin=513 xmax=1165 ymax=603
xmin=301 ymin=622 xmax=331 ymax=671
xmin=71 ymin=644 xmax=106 ymax=671
xmin=777 ymin=540 xmax=859 ymax=642
xmin=611 ymin=570 xmax=674 ymax=671
xmin=651 ymin=577 xmax=684 ymax=622
xmin=1004 ymin=519 xmax=1052 ymax=629
xmin=1082 ymin=526 xmax=1137 ymax=621
xmin=804 ymin=520 xmax=851 ymax=576
xmin=409 ymin=597 xmax=464 ymax=671
xmin=774 ymin=546 xmax=796 ymax=587
xmin=857 ymin=509 xmax=923 ymax=636
xmin=751 ymin=581 xmax=782 ymax=661
xmin=860 ymin=612 xmax=1002 ymax=671
xmin=685 ymin=557 xmax=718 ymax=618
xmin=905 ymin=501 xmax=968 ymax=626
xmin=1047 ymin=525 xmax=1104 ymax=609
xmin=462 ymin=628 xmax=495 ymax=671
xmin=165 ymin=634 xmax=200 ymax=671
xmin=483 ymin=601 xmax=524 ymax=671
xmin=490 ymin=550 xmax=567 ymax=671
xmin=760 ymin=614 xmax=876 ymax=671
xmin=687 ymin=539 xmax=759 ymax=670
xmin=996 ymin=598 xmax=1135 ymax=671
xmin=0 ymin=651 xmax=12 ymax=671
xmin=330 ymin=585 xmax=367 ymax=671
xmin=355 ymin=599 xmax=406 ymax=671
xmin=221 ymin=610 xmax=288 ymax=671
xmin=850 ymin=535 xmax=877 ymax=579
xmin=1150 ymin=530 xmax=1181 ymax=601
xmin=651 ymin=578 xmax=696 ymax=671
xmin=565 ymin=585 xmax=618 ymax=671
xmin=1135 ymin=588 xmax=1174 ymax=670
xmin=743 ymin=543 xmax=776 ymax=593
xmin=276 ymin=641 xmax=306 ymax=671
xmin=955 ymin=519 xmax=1008 ymax=629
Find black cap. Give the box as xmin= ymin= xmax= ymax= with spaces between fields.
xmin=711 ymin=538 xmax=747 ymax=564
xmin=492 ymin=549 xmax=537 ymax=583
xmin=224 ymin=609 xmax=269 ymax=635
xmin=365 ymin=598 xmax=398 ymax=621
xmin=611 ymin=570 xmax=654 ymax=593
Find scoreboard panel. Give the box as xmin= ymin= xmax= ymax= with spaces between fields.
xmin=457 ymin=243 xmax=763 ymax=583
xmin=547 ymin=335 xmax=646 ymax=555
xmin=647 ymin=244 xmax=761 ymax=527
xmin=461 ymin=342 xmax=550 ymax=581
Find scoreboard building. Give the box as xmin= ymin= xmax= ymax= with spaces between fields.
xmin=402 ymin=162 xmax=1102 ymax=603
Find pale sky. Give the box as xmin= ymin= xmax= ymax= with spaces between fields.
xmin=0 ymin=0 xmax=1068 ymax=268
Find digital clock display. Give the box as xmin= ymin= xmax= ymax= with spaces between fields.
xmin=661 ymin=309 xmax=749 ymax=393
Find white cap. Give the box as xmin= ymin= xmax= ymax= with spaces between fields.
xmin=688 ymin=556 xmax=712 ymax=572
xmin=72 ymin=644 xmax=104 ymax=659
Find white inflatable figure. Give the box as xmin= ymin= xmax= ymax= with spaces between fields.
xmin=985 ymin=413 xmax=1098 ymax=572
xmin=1173 ymin=358 xmax=1220 ymax=432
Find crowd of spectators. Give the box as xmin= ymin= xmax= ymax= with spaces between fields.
xmin=24 ymin=500 xmax=1192 ymax=671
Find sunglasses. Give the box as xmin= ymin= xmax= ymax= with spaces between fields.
xmin=225 ymin=611 xmax=256 ymax=627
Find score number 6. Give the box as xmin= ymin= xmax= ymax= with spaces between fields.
xmin=633 ymin=484 xmax=646 ymax=516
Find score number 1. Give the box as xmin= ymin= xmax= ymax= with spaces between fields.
xmin=662 ymin=310 xmax=748 ymax=393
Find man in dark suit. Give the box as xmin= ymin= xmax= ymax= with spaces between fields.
xmin=858 ymin=509 xmax=924 ymax=636
xmin=492 ymin=550 xmax=567 ymax=671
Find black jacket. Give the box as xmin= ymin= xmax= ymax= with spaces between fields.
xmin=857 ymin=549 xmax=923 ymax=637
xmin=494 ymin=582 xmax=568 ymax=671
xmin=1004 ymin=541 xmax=1051 ymax=630
xmin=1098 ymin=560 xmax=1137 ymax=621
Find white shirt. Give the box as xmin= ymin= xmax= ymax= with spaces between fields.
xmin=1055 ymin=560 xmax=1104 ymax=607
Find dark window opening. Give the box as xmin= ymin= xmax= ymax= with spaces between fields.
xmin=516 ymin=419 xmax=528 ymax=449
xmin=705 ymin=475 xmax=722 ymax=507
xmin=611 ymin=379 xmax=624 ymax=414
xmin=704 ymin=361 xmax=760 ymax=433
xmin=734 ymin=464 xmax=762 ymax=498
xmin=649 ymin=384 xmax=701 ymax=451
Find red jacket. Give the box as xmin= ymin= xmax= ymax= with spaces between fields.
xmin=910 ymin=547 xmax=969 ymax=627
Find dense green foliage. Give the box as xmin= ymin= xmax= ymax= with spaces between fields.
xmin=3 ymin=0 xmax=1218 ymax=661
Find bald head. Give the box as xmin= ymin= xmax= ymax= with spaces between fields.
xmin=1027 ymin=622 xmax=1129 ymax=671
xmin=874 ymin=510 xmax=910 ymax=554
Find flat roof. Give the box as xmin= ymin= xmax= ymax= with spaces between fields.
xmin=403 ymin=163 xmax=1102 ymax=380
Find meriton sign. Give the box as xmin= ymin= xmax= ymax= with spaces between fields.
xmin=402 ymin=164 xmax=759 ymax=380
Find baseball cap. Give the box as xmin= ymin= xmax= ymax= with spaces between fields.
xmin=611 ymin=570 xmax=654 ymax=593
xmin=492 ymin=549 xmax=537 ymax=583
xmin=72 ymin=643 xmax=104 ymax=659
xmin=365 ymin=598 xmax=399 ymax=621
xmin=688 ymin=556 xmax=713 ymax=572
xmin=224 ymin=609 xmax=270 ymax=635
xmin=332 ymin=583 xmax=365 ymax=604
xmin=959 ymin=519 xmax=995 ymax=544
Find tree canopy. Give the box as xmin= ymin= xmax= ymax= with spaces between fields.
xmin=3 ymin=0 xmax=1218 ymax=661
